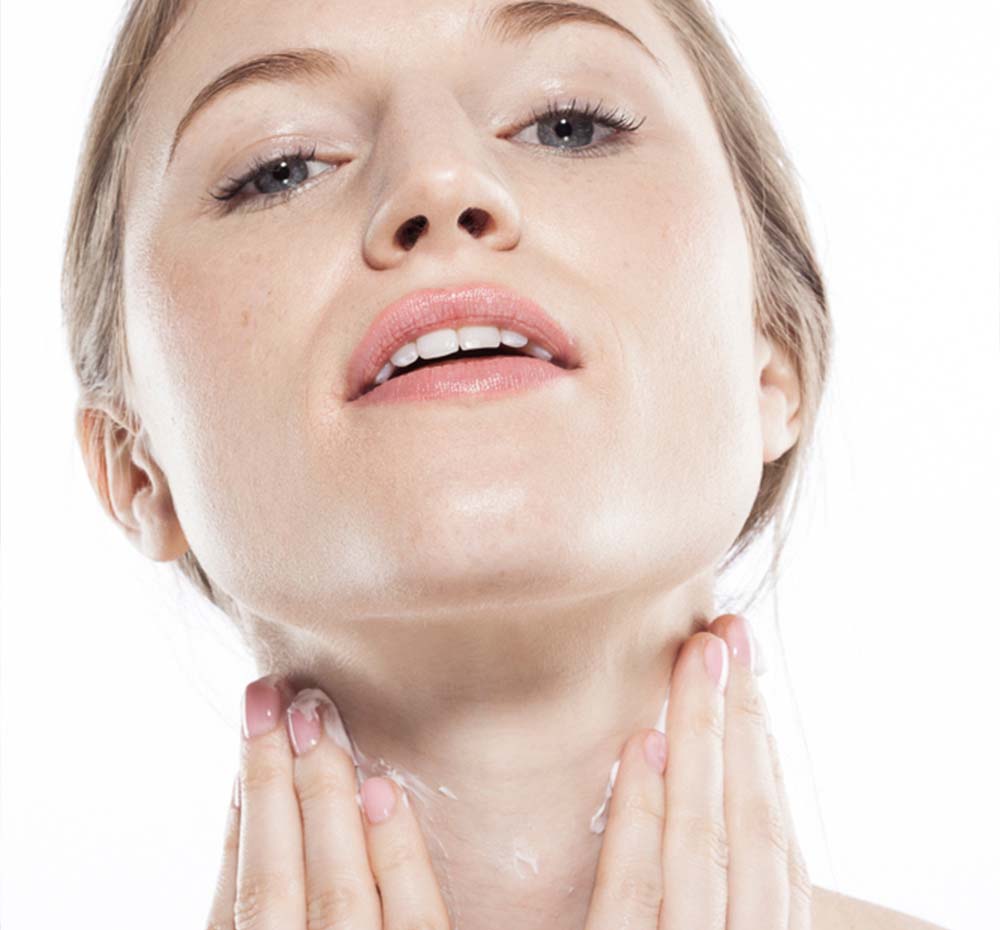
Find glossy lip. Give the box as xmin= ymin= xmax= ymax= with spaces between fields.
xmin=345 ymin=282 xmax=582 ymax=402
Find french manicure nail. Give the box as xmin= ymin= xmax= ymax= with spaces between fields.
xmin=643 ymin=730 xmax=667 ymax=775
xmin=284 ymin=688 xmax=356 ymax=760
xmin=361 ymin=776 xmax=398 ymax=824
xmin=242 ymin=674 xmax=286 ymax=740
xmin=287 ymin=692 xmax=324 ymax=756
xmin=725 ymin=615 xmax=755 ymax=672
xmin=703 ymin=635 xmax=729 ymax=692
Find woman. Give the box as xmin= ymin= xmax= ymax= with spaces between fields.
xmin=62 ymin=0 xmax=946 ymax=927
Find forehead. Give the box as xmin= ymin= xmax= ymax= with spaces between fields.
xmin=157 ymin=0 xmax=676 ymax=69
xmin=143 ymin=0 xmax=685 ymax=118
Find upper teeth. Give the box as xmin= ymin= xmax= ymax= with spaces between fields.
xmin=372 ymin=326 xmax=553 ymax=387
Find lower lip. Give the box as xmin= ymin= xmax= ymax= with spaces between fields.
xmin=351 ymin=355 xmax=574 ymax=406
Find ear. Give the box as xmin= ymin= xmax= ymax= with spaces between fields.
xmin=755 ymin=329 xmax=803 ymax=464
xmin=76 ymin=404 xmax=189 ymax=561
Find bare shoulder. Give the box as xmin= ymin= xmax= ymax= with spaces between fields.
xmin=811 ymin=884 xmax=951 ymax=930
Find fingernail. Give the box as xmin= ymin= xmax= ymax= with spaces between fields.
xmin=703 ymin=635 xmax=729 ymax=692
xmin=231 ymin=774 xmax=241 ymax=809
xmin=287 ymin=691 xmax=325 ymax=756
xmin=724 ymin=615 xmax=755 ymax=672
xmin=361 ymin=776 xmax=398 ymax=824
xmin=643 ymin=730 xmax=667 ymax=775
xmin=242 ymin=674 xmax=287 ymax=740
xmin=317 ymin=693 xmax=356 ymax=759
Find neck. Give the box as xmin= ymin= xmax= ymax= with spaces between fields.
xmin=241 ymin=570 xmax=716 ymax=930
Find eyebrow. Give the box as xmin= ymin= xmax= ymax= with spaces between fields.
xmin=166 ymin=1 xmax=667 ymax=165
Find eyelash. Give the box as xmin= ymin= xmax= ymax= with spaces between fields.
xmin=208 ymin=97 xmax=647 ymax=213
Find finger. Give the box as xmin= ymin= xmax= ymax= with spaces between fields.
xmin=360 ymin=774 xmax=452 ymax=930
xmin=764 ymin=707 xmax=814 ymax=928
xmin=285 ymin=689 xmax=382 ymax=929
xmin=204 ymin=776 xmax=241 ymax=930
xmin=660 ymin=632 xmax=729 ymax=930
xmin=584 ymin=729 xmax=666 ymax=930
xmin=236 ymin=674 xmax=306 ymax=929
xmin=714 ymin=614 xmax=789 ymax=930
xmin=707 ymin=615 xmax=813 ymax=929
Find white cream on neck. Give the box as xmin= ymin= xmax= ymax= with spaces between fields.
xmin=287 ymin=678 xmax=673 ymax=928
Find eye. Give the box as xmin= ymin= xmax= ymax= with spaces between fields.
xmin=206 ymin=96 xmax=646 ymax=214
xmin=508 ymin=96 xmax=646 ymax=156
xmin=209 ymin=142 xmax=335 ymax=211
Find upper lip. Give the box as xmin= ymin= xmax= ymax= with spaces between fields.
xmin=345 ymin=282 xmax=583 ymax=401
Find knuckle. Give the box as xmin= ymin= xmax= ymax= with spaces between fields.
xmin=611 ymin=868 xmax=663 ymax=917
xmin=305 ymin=881 xmax=362 ymax=930
xmin=732 ymin=682 xmax=770 ymax=731
xmin=742 ymin=795 xmax=789 ymax=861
xmin=234 ymin=869 xmax=303 ymax=930
xmin=671 ymin=812 xmax=729 ymax=874
xmin=684 ymin=701 xmax=726 ymax=743
xmin=620 ymin=787 xmax=664 ymax=829
xmin=241 ymin=755 xmax=288 ymax=795
xmin=295 ymin=760 xmax=354 ymax=811
xmin=377 ymin=836 xmax=419 ymax=876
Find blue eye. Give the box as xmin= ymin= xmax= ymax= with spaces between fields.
xmin=209 ymin=96 xmax=646 ymax=213
xmin=510 ymin=97 xmax=646 ymax=155
xmin=210 ymin=142 xmax=329 ymax=208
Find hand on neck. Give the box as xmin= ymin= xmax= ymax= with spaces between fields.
xmin=241 ymin=569 xmax=717 ymax=930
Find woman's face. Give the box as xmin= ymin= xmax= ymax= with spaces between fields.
xmin=121 ymin=0 xmax=772 ymax=622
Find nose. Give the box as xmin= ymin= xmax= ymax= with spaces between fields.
xmin=362 ymin=94 xmax=522 ymax=268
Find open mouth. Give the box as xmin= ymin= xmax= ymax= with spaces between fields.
xmin=377 ymin=344 xmax=535 ymax=384
xmin=353 ymin=344 xmax=572 ymax=405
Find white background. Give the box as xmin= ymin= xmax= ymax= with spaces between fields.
xmin=2 ymin=1 xmax=997 ymax=928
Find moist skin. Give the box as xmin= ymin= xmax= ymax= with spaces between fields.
xmin=288 ymin=682 xmax=672 ymax=928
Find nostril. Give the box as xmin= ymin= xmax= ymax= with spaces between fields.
xmin=396 ymin=216 xmax=427 ymax=250
xmin=459 ymin=207 xmax=491 ymax=237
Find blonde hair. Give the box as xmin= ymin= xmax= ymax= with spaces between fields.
xmin=63 ymin=0 xmax=831 ymax=620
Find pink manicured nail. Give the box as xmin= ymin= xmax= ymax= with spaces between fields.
xmin=361 ymin=776 xmax=397 ymax=824
xmin=643 ymin=731 xmax=667 ymax=775
xmin=242 ymin=675 xmax=286 ymax=740
xmin=725 ymin=615 xmax=755 ymax=672
xmin=703 ymin=636 xmax=729 ymax=692
xmin=287 ymin=695 xmax=324 ymax=756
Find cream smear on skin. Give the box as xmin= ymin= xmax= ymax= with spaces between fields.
xmin=286 ymin=683 xmax=674 ymax=929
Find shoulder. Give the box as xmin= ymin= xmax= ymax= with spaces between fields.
xmin=811 ymin=884 xmax=951 ymax=930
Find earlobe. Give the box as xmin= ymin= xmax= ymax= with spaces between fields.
xmin=76 ymin=405 xmax=189 ymax=561
xmin=755 ymin=331 xmax=803 ymax=464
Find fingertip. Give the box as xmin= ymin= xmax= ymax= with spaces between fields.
xmin=707 ymin=612 xmax=740 ymax=635
xmin=686 ymin=629 xmax=721 ymax=662
xmin=361 ymin=775 xmax=398 ymax=825
xmin=641 ymin=728 xmax=667 ymax=775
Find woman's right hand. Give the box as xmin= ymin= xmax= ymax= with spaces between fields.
xmin=204 ymin=675 xmax=451 ymax=930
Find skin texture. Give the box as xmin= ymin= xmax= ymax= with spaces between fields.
xmin=75 ymin=0 xmax=948 ymax=926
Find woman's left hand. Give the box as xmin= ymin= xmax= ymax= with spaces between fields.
xmin=584 ymin=612 xmax=813 ymax=929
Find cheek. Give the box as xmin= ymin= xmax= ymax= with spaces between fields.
xmin=589 ymin=160 xmax=765 ymax=562
xmin=123 ymin=229 xmax=326 ymax=597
